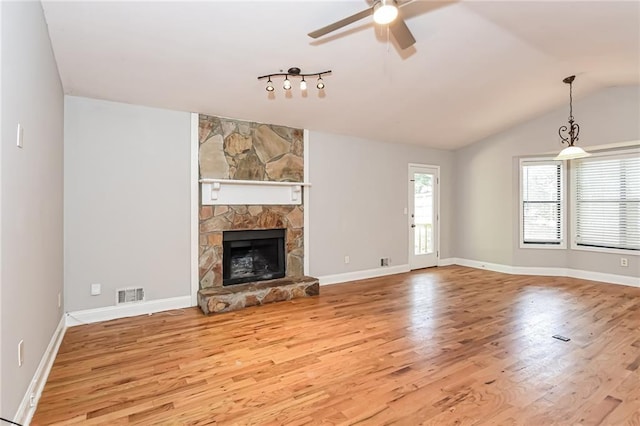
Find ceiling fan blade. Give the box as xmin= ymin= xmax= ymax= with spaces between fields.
xmin=389 ymin=16 xmax=416 ymax=49
xmin=308 ymin=7 xmax=373 ymax=39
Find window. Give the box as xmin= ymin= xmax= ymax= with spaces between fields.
xmin=573 ymin=150 xmax=639 ymax=253
xmin=520 ymin=159 xmax=565 ymax=248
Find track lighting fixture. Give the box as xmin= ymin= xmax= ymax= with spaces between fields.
xmin=258 ymin=67 xmax=331 ymax=94
xmin=555 ymin=75 xmax=590 ymax=160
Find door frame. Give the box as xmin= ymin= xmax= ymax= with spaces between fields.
xmin=408 ymin=163 xmax=440 ymax=270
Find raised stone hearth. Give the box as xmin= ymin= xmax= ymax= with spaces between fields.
xmin=198 ymin=276 xmax=319 ymax=315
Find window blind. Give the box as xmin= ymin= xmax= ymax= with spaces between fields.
xmin=522 ymin=161 xmax=563 ymax=245
xmin=575 ymin=151 xmax=639 ymax=251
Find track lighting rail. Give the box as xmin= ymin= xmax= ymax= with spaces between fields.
xmin=258 ymin=67 xmax=332 ymax=92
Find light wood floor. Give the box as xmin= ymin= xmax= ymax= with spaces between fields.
xmin=33 ymin=266 xmax=640 ymax=425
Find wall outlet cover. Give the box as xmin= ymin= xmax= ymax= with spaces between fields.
xmin=91 ymin=283 xmax=101 ymax=296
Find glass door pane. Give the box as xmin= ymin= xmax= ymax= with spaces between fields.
xmin=414 ymin=172 xmax=434 ymax=255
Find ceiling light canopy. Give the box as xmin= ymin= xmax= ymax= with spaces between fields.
xmin=373 ymin=0 xmax=399 ymax=25
xmin=555 ymin=75 xmax=590 ymax=160
xmin=258 ymin=67 xmax=331 ymax=94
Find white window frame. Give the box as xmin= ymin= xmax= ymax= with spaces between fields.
xmin=519 ymin=157 xmax=566 ymax=249
xmin=570 ymin=148 xmax=640 ymax=256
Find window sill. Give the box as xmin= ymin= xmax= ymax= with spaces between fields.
xmin=520 ymin=242 xmax=566 ymax=250
xmin=571 ymin=244 xmax=640 ymax=256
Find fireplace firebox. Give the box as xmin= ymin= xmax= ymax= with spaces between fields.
xmin=222 ymin=229 xmax=286 ymax=286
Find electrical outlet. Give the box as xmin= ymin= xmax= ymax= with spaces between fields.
xmin=18 ymin=340 xmax=24 ymax=367
xmin=620 ymin=258 xmax=628 ymax=267
xmin=381 ymin=258 xmax=390 ymax=267
xmin=29 ymin=393 xmax=37 ymax=407
xmin=344 ymin=255 xmax=350 ymax=264
xmin=91 ymin=283 xmax=101 ymax=295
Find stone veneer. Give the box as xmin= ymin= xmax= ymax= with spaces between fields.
xmin=199 ymin=114 xmax=303 ymax=181
xmin=198 ymin=114 xmax=315 ymax=314
xmin=199 ymin=204 xmax=304 ymax=289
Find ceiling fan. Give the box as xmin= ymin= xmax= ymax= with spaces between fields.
xmin=308 ymin=0 xmax=416 ymax=50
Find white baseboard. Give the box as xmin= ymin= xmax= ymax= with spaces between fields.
xmin=66 ymin=295 xmax=192 ymax=327
xmin=318 ymin=264 xmax=410 ymax=286
xmin=15 ymin=315 xmax=66 ymax=426
xmin=566 ymin=269 xmax=640 ymax=288
xmin=447 ymin=257 xmax=640 ymax=288
xmin=438 ymin=258 xmax=456 ymax=267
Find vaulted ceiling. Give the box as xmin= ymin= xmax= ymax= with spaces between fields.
xmin=41 ymin=1 xmax=640 ymax=150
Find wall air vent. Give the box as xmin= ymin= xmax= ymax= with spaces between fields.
xmin=116 ymin=287 xmax=145 ymax=305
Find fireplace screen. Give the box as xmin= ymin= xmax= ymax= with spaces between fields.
xmin=222 ymin=229 xmax=286 ymax=286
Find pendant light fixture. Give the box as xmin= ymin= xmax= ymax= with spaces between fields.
xmin=258 ymin=67 xmax=331 ymax=93
xmin=555 ymin=75 xmax=590 ymax=160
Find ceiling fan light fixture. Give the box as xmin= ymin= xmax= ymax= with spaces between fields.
xmin=316 ymin=76 xmax=325 ymax=90
xmin=373 ymin=0 xmax=398 ymax=25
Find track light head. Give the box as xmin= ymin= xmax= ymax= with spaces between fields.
xmin=300 ymin=77 xmax=307 ymax=91
xmin=283 ymin=77 xmax=291 ymax=90
xmin=316 ymin=76 xmax=325 ymax=90
xmin=265 ymin=78 xmax=274 ymax=92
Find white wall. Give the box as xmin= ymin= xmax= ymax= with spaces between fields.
xmin=64 ymin=96 xmax=191 ymax=311
xmin=308 ymin=131 xmax=454 ymax=277
xmin=1 ymin=1 xmax=64 ymax=418
xmin=0 ymin=0 xmax=4 ymax=417
xmin=454 ymin=86 xmax=640 ymax=277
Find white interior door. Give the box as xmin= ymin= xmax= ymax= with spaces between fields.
xmin=408 ymin=165 xmax=439 ymax=270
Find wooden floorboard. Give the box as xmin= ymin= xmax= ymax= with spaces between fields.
xmin=32 ymin=266 xmax=640 ymax=425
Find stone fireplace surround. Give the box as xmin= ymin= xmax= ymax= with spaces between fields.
xmin=197 ymin=114 xmax=318 ymax=314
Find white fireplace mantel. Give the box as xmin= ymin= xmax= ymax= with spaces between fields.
xmin=199 ymin=178 xmax=311 ymax=205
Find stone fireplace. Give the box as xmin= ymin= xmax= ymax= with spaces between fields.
xmin=197 ymin=114 xmax=318 ymax=314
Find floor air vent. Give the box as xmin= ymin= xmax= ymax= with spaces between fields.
xmin=116 ymin=287 xmax=145 ymax=304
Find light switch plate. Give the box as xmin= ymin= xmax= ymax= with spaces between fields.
xmin=18 ymin=340 xmax=24 ymax=366
xmin=17 ymin=123 xmax=24 ymax=148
